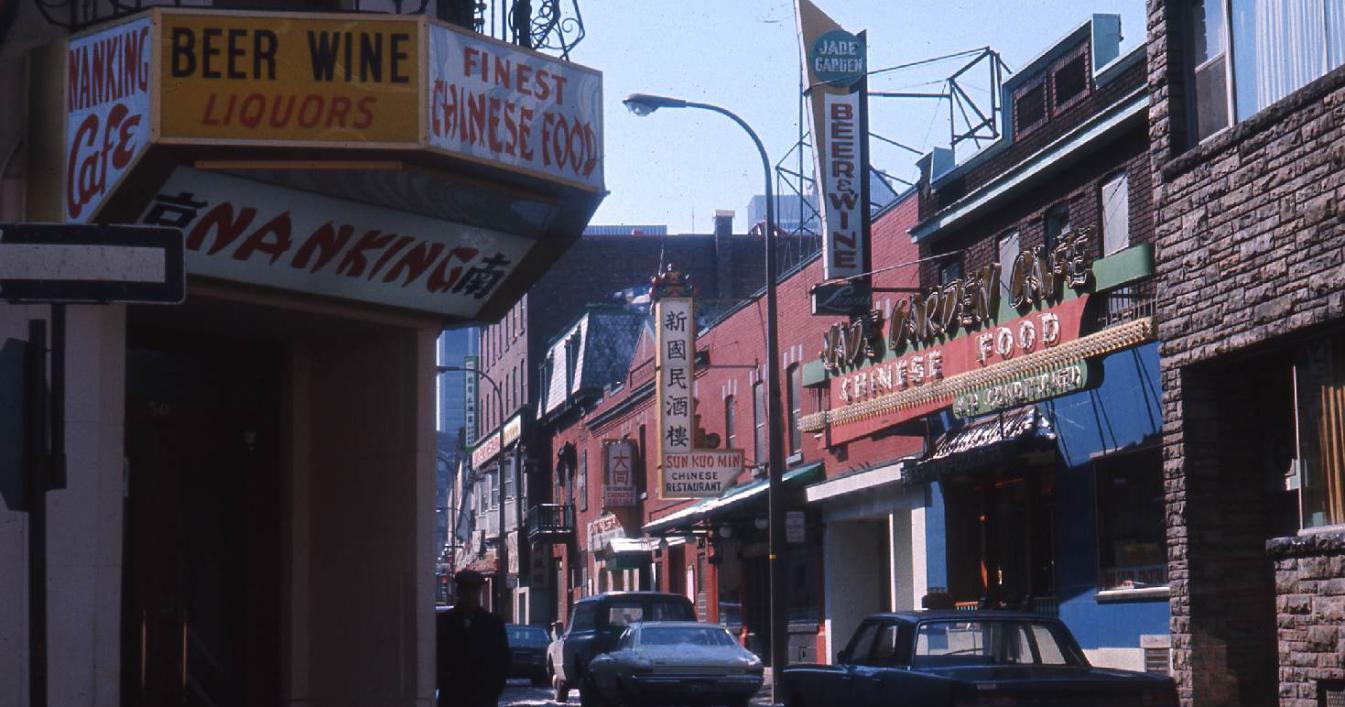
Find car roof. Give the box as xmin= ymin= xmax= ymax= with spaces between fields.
xmin=575 ymin=591 xmax=691 ymax=604
xmin=631 ymin=621 xmax=727 ymax=629
xmin=868 ymin=610 xmax=1061 ymax=624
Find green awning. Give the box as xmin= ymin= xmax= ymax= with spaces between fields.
xmin=642 ymin=462 xmax=823 ymax=535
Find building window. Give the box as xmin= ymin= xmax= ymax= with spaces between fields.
xmin=1188 ymin=0 xmax=1345 ymax=144
xmin=1014 ymin=79 xmax=1047 ymax=135
xmin=578 ymin=449 xmax=588 ymax=512
xmin=997 ymin=231 xmax=1019 ymax=295
xmin=1052 ymin=49 xmax=1089 ymax=110
xmin=1095 ymin=449 xmax=1168 ymax=590
xmin=753 ymin=381 xmax=767 ymax=469
xmin=939 ymin=260 xmax=963 ymax=286
xmin=1043 ymin=203 xmax=1070 ymax=251
xmin=1295 ymin=333 xmax=1345 ymax=529
xmin=787 ymin=365 xmax=803 ymax=455
xmin=636 ymin=425 xmax=648 ymax=497
xmin=724 ymin=395 xmax=738 ymax=451
xmin=1100 ymin=172 xmax=1130 ymax=256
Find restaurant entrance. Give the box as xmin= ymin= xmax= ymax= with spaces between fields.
xmin=121 ymin=325 xmax=282 ymax=707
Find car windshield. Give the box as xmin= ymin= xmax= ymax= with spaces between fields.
xmin=640 ymin=626 xmax=737 ymax=647
xmin=507 ymin=626 xmax=549 ymax=646
xmin=912 ymin=620 xmax=1084 ymax=668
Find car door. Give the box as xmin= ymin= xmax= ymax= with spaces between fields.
xmin=847 ymin=621 xmax=911 ymax=707
xmin=563 ymin=601 xmax=598 ymax=681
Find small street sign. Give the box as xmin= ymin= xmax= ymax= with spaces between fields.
xmin=786 ymin=510 xmax=806 ymax=543
xmin=0 ymin=224 xmax=184 ymax=304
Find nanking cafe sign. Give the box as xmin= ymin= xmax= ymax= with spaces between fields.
xmin=807 ymin=230 xmax=1156 ymax=444
xmin=63 ymin=8 xmax=603 ymax=225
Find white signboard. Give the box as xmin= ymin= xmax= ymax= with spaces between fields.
xmin=657 ymin=297 xmax=694 ymax=496
xmin=427 ymin=24 xmax=604 ymax=191
xmin=138 ymin=167 xmax=532 ymax=318
xmin=65 ymin=16 xmax=153 ymax=224
xmin=586 ymin=514 xmax=624 ymax=553
xmin=663 ymin=450 xmax=742 ymax=497
xmin=819 ymin=90 xmax=864 ymax=280
xmin=604 ymin=439 xmax=636 ymax=508
xmin=472 ymin=431 xmax=501 ymax=469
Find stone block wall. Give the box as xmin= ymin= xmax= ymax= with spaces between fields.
xmin=1147 ymin=0 xmax=1345 ymax=704
xmin=1268 ymin=531 xmax=1345 ymax=707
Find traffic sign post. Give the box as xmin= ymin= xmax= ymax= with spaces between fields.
xmin=1 ymin=224 xmax=184 ymax=707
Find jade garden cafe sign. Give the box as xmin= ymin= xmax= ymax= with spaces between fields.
xmin=806 ymin=230 xmax=1155 ymax=443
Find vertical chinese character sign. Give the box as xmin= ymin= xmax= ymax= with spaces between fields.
xmin=603 ymin=439 xmax=637 ymax=508
xmin=653 ymin=265 xmax=743 ymax=498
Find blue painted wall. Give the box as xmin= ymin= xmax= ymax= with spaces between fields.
xmin=1039 ymin=342 xmax=1169 ymax=650
xmin=925 ymin=481 xmax=948 ymax=592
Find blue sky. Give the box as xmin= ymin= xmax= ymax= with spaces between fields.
xmin=571 ymin=0 xmax=1146 ymax=233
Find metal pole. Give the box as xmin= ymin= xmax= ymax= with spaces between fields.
xmin=26 ymin=318 xmax=48 ymax=707
xmin=684 ymin=102 xmax=787 ymax=696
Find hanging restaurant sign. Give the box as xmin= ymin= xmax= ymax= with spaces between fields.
xmin=65 ymin=15 xmax=153 ymax=224
xmin=138 ymin=167 xmax=530 ymax=318
xmin=653 ymin=266 xmax=743 ymax=498
xmin=797 ymin=0 xmax=872 ymax=315
xmin=61 ymin=8 xmax=605 ymax=224
xmin=159 ymin=12 xmax=420 ymax=145
xmin=603 ymin=438 xmax=637 ymax=508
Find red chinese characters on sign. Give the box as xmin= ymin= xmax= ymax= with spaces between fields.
xmin=428 ymin=24 xmax=603 ymax=190
xmin=65 ymin=17 xmax=153 ymax=223
xmin=138 ymin=167 xmax=532 ymax=317
xmin=826 ymin=296 xmax=1090 ymax=445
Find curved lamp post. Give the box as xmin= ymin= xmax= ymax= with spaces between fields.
xmin=437 ymin=364 xmax=510 ymax=618
xmin=623 ymin=93 xmax=788 ymax=696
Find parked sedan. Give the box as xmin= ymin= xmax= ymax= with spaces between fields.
xmin=585 ymin=622 xmax=763 ymax=707
xmin=506 ymin=624 xmax=551 ymax=685
xmin=782 ymin=611 xmax=1177 ymax=707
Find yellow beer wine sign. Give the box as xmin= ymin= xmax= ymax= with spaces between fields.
xmin=159 ymin=12 xmax=420 ymax=144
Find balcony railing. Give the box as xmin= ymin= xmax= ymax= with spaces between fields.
xmin=527 ymin=503 xmax=574 ymax=542
xmin=37 ymin=0 xmax=585 ymax=59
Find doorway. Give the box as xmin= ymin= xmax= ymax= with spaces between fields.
xmin=121 ymin=325 xmax=282 ymax=707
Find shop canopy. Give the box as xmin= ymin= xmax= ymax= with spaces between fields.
xmin=600 ymin=538 xmax=659 ymax=570
xmin=643 ymin=463 xmax=823 ymax=536
xmin=905 ymin=406 xmax=1055 ymax=484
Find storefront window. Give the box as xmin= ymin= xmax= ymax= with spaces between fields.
xmin=787 ymin=533 xmax=819 ymax=623
xmin=1096 ymin=449 xmax=1168 ymax=590
xmin=1296 ymin=333 xmax=1345 ymax=529
xmin=753 ymin=382 xmax=767 ymax=469
xmin=787 ymin=366 xmax=803 ymax=455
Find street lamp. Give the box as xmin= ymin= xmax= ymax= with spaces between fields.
xmin=623 ymin=93 xmax=788 ymax=695
xmin=437 ymin=364 xmax=511 ymax=619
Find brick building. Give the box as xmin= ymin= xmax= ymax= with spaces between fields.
xmin=536 ymin=188 xmax=924 ymax=668
xmin=1147 ymin=1 xmax=1345 ymax=705
xmin=462 ymin=218 xmax=820 ymax=622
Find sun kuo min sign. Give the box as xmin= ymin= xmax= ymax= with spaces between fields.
xmin=652 ymin=266 xmax=743 ymax=499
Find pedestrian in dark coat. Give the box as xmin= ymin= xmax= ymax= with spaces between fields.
xmin=437 ymin=570 xmax=510 ymax=707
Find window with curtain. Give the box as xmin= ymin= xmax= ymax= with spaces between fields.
xmin=753 ymin=381 xmax=767 ymax=469
xmin=724 ymin=395 xmax=737 ymax=451
xmin=1100 ymin=172 xmax=1131 ymax=256
xmin=1189 ymin=0 xmax=1345 ymax=144
xmin=787 ymin=365 xmax=803 ymax=455
xmin=578 ymin=449 xmax=589 ymax=512
xmin=997 ymin=231 xmax=1020 ymax=295
xmin=1043 ymin=203 xmax=1070 ymax=251
xmin=1295 ymin=333 xmax=1345 ymax=528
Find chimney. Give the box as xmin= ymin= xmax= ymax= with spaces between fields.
xmin=713 ymin=209 xmax=735 ymax=299
xmin=713 ymin=210 xmax=734 ymax=239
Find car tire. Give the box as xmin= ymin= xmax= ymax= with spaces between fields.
xmin=579 ymin=677 xmax=606 ymax=707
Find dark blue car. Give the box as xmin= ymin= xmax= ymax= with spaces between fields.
xmin=781 ymin=611 xmax=1177 ymax=707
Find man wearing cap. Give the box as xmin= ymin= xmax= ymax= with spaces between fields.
xmin=437 ymin=570 xmax=510 ymax=707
